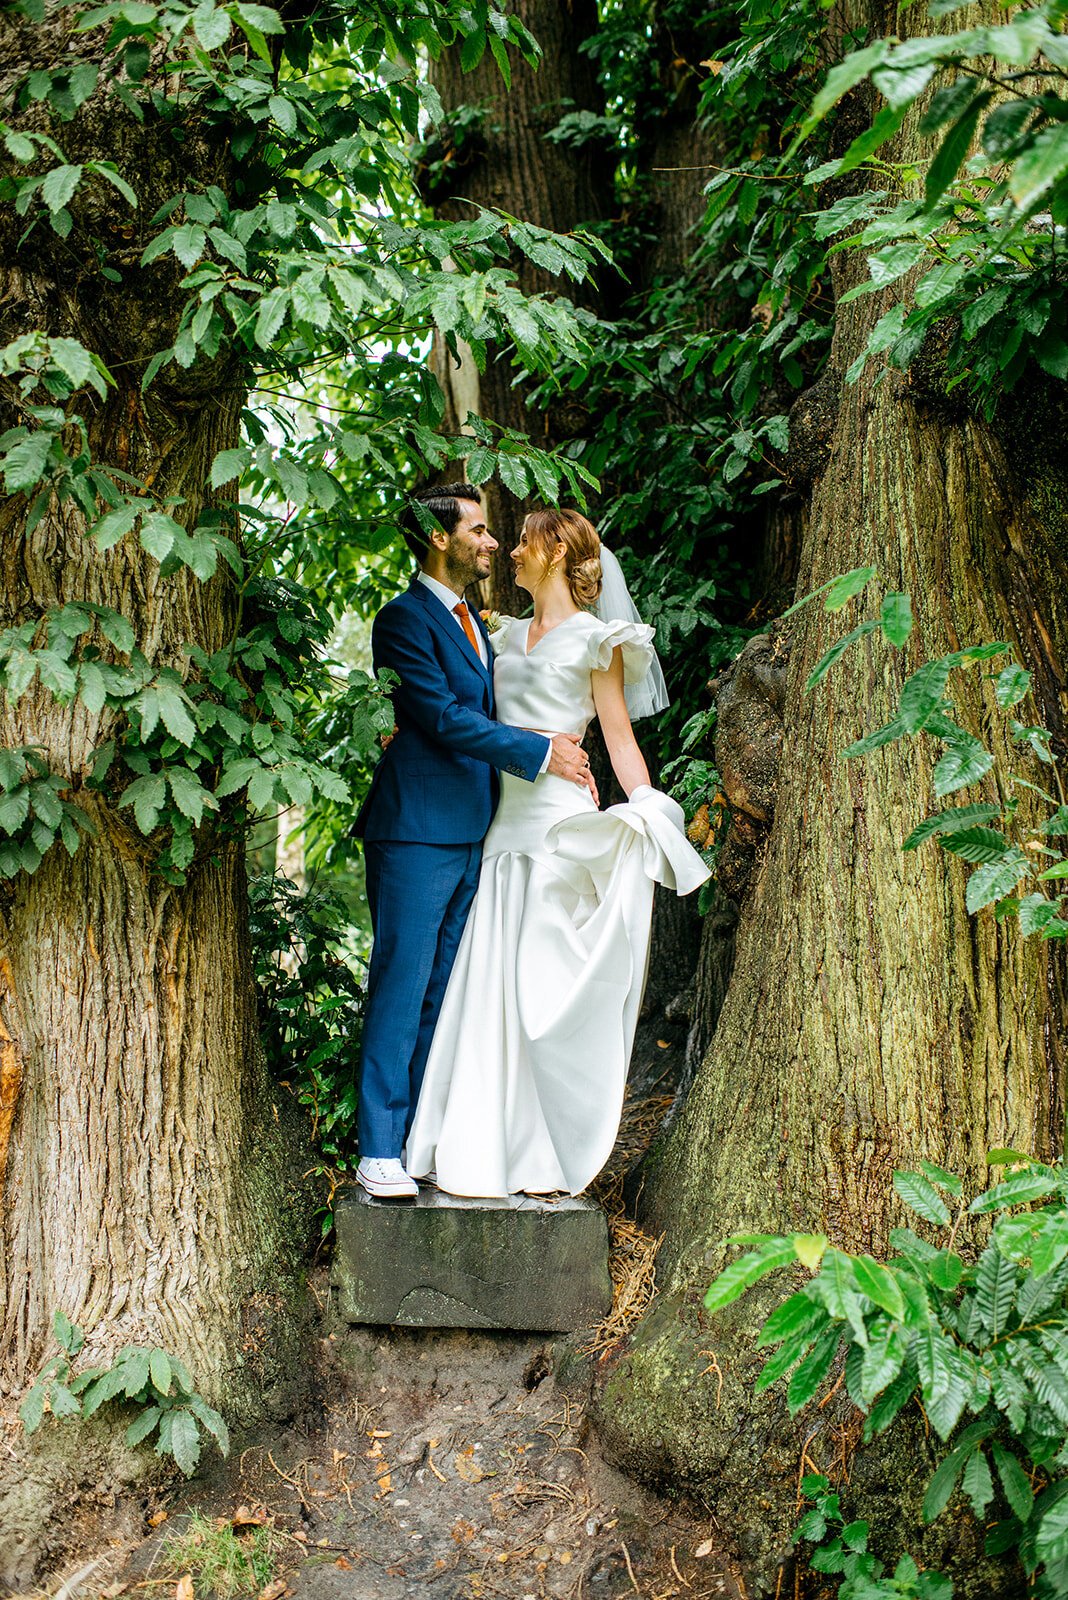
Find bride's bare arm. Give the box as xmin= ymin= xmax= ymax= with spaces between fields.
xmin=591 ymin=647 xmax=651 ymax=797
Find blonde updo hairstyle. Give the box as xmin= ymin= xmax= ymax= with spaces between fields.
xmin=522 ymin=509 xmax=602 ymax=607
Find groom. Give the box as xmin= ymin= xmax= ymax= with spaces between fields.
xmin=353 ymin=484 xmax=594 ymax=1199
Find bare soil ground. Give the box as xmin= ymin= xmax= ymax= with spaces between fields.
xmin=110 ymin=1315 xmax=746 ymax=1600
xmin=13 ymin=1031 xmax=747 ymax=1600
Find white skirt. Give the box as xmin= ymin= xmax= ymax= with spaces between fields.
xmin=405 ymin=779 xmax=709 ymax=1197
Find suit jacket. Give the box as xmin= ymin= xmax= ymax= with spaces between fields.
xmin=355 ymin=579 xmax=549 ymax=844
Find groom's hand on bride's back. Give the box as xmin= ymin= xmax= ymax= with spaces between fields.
xmin=548 ymin=734 xmax=599 ymax=802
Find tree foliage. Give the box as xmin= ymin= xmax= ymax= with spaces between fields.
xmin=1 ymin=0 xmax=605 ymax=891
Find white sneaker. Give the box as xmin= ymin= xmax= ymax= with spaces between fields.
xmin=356 ymin=1157 xmax=419 ymax=1199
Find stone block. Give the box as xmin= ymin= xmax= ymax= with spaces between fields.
xmin=331 ymin=1188 xmax=612 ymax=1332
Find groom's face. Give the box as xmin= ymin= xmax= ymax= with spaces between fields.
xmin=445 ymin=501 xmax=498 ymax=586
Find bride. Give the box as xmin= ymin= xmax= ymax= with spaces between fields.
xmin=405 ymin=508 xmax=710 ymax=1198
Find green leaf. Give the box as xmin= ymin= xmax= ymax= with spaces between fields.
xmin=903 ymin=803 xmax=1001 ymax=851
xmin=192 ymin=1 xmax=231 ymax=46
xmin=995 ymin=663 xmax=1031 ymax=708
xmin=918 ymin=1160 xmax=963 ymax=1198
xmin=49 ymin=1383 xmax=81 ymax=1419
xmin=805 ymin=620 xmax=879 ymax=692
xmin=805 ymin=42 xmax=890 ymax=126
xmin=172 ymin=224 xmax=207 ymax=269
xmin=156 ymin=679 xmax=196 ymax=745
xmin=900 ymin=659 xmax=951 ymax=732
xmin=860 ymin=1321 xmax=908 ymax=1404
xmin=825 ymin=566 xmax=877 ymax=612
xmin=497 ymin=454 xmax=531 ymax=498
xmin=168 ymin=766 xmax=213 ymax=825
xmin=792 ymin=1234 xmax=829 ymax=1271
xmin=992 ymin=1442 xmax=1033 ymax=1524
xmin=786 ymin=1326 xmax=841 ymax=1413
xmin=933 ymin=740 xmax=995 ymax=799
xmin=93 ymin=501 xmax=140 ymax=551
xmin=19 ymin=1383 xmax=46 ymax=1434
xmin=268 ymin=94 xmax=297 ymax=135
xmin=894 ymin=1170 xmax=951 ymax=1227
xmin=1010 ymin=122 xmax=1068 ymax=211
xmin=880 ymin=592 xmax=913 ymax=648
xmin=125 ymin=1404 xmax=162 ymax=1447
xmin=704 ymin=1240 xmax=797 ymax=1312
xmin=842 ymin=715 xmax=909 ymax=761
xmin=961 ymin=1447 xmax=994 ymax=1518
xmin=969 ymin=1168 xmax=1060 ymax=1214
xmin=924 ymin=94 xmax=987 ymax=208
xmin=149 ymin=1348 xmax=172 ymax=1397
xmin=41 ymin=164 xmax=82 ymax=214
xmin=927 ymin=1250 xmax=963 ymax=1292
xmin=54 ymin=1309 xmax=78 ymax=1353
xmin=187 ymin=1393 xmax=230 ymax=1454
xmin=139 ymin=512 xmax=181 ymax=561
xmin=939 ymin=826 xmax=1014 ymax=864
xmin=923 ymin=1441 xmax=972 ymax=1523
xmin=210 ymin=447 xmax=250 ymax=488
xmin=965 ymin=849 xmax=1029 ymax=914
xmin=121 ymin=773 xmax=166 ymax=834
xmin=864 ymin=1362 xmax=917 ymax=1438
xmin=757 ymin=1291 xmax=829 ymax=1348
xmin=120 ymin=1349 xmax=151 ymax=1397
xmin=3 ymin=432 xmax=53 ymax=494
xmin=163 ymin=1407 xmax=201 ymax=1476
xmin=852 ymin=1255 xmax=906 ymax=1320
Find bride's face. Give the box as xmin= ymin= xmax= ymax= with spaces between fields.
xmin=512 ymin=526 xmax=565 ymax=594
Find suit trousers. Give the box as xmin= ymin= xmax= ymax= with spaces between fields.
xmin=357 ymin=839 xmax=482 ymax=1159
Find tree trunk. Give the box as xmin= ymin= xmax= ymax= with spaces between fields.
xmin=592 ymin=10 xmax=1068 ymax=1589
xmin=0 ymin=17 xmax=312 ymax=1553
xmin=424 ymin=0 xmax=611 ymax=610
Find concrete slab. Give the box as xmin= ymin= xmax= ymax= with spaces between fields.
xmin=331 ymin=1187 xmax=612 ymax=1332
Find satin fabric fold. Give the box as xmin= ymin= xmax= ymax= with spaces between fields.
xmin=405 ymin=616 xmax=711 ymax=1198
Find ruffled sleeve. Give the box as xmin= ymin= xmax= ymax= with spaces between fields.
xmin=586 ymin=618 xmax=655 ymax=684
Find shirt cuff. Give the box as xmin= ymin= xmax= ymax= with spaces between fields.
xmin=537 ymin=738 xmax=552 ymax=775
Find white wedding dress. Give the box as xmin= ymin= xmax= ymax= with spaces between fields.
xmin=405 ymin=612 xmax=711 ymax=1198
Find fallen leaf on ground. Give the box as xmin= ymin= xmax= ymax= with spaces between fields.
xmin=694 ymin=1539 xmax=714 ymax=1558
xmin=455 ymin=1451 xmax=485 ymax=1484
xmin=334 ymin=1557 xmax=352 ymax=1570
xmin=231 ymin=1504 xmax=270 ymax=1529
xmin=376 ymin=1472 xmax=392 ymax=1493
xmin=148 ymin=1510 xmax=168 ymax=1528
xmin=369 ymin=1429 xmax=392 ymax=1438
xmin=175 ymin=1575 xmax=194 ymax=1600
xmin=258 ymin=1581 xmax=289 ymax=1600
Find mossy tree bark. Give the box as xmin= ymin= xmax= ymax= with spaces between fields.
xmin=0 ymin=13 xmax=310 ymax=1449
xmin=595 ymin=6 xmax=1068 ymax=1591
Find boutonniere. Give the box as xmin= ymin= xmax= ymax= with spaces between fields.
xmin=480 ymin=609 xmax=502 ymax=634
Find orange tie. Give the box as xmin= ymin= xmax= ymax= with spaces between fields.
xmin=454 ymin=600 xmax=481 ymax=659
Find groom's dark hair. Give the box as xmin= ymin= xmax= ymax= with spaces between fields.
xmin=402 ymin=482 xmax=482 ymax=562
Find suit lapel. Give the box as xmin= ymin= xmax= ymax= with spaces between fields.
xmin=409 ymin=580 xmax=492 ymax=689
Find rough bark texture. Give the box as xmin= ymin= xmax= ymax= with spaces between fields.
xmin=0 ymin=18 xmax=313 ymax=1578
xmin=593 ymin=7 xmax=1068 ymax=1590
xmin=423 ymin=0 xmax=611 ymax=610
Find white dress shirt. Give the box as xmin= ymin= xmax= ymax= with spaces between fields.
xmin=415 ymin=570 xmax=551 ymax=775
xmin=417 ymin=570 xmax=488 ymax=665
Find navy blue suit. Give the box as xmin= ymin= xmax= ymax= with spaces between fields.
xmin=355 ymin=579 xmax=548 ymax=1158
